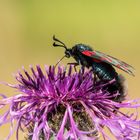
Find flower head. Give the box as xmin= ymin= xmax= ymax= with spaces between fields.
xmin=0 ymin=65 xmax=140 ymax=140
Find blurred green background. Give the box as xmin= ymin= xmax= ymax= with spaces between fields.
xmin=0 ymin=0 xmax=140 ymax=139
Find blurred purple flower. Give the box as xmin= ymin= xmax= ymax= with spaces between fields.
xmin=0 ymin=65 xmax=140 ymax=140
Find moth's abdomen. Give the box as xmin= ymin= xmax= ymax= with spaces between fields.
xmin=92 ymin=62 xmax=118 ymax=81
xmin=91 ymin=62 xmax=126 ymax=102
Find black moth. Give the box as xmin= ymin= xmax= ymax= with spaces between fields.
xmin=53 ymin=36 xmax=134 ymax=102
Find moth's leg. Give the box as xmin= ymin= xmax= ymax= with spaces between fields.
xmin=67 ymin=62 xmax=79 ymax=72
xmin=91 ymin=64 xmax=99 ymax=83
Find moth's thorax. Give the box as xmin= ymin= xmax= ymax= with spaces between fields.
xmin=72 ymin=44 xmax=93 ymax=53
xmin=70 ymin=44 xmax=93 ymax=67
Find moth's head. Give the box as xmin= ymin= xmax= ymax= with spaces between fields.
xmin=64 ymin=49 xmax=72 ymax=58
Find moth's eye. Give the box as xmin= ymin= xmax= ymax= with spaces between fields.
xmin=65 ymin=51 xmax=71 ymax=58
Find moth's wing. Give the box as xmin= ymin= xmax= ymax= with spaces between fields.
xmin=81 ymin=50 xmax=135 ymax=76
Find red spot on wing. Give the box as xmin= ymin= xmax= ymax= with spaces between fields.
xmin=82 ymin=50 xmax=101 ymax=62
xmin=116 ymin=64 xmax=121 ymax=68
xmin=82 ymin=50 xmax=95 ymax=56
xmin=92 ymin=58 xmax=101 ymax=62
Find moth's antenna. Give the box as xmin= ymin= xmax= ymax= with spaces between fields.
xmin=53 ymin=35 xmax=69 ymax=68
xmin=54 ymin=55 xmax=66 ymax=68
xmin=53 ymin=35 xmax=68 ymax=50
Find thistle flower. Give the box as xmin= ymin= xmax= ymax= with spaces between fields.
xmin=0 ymin=65 xmax=140 ymax=140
